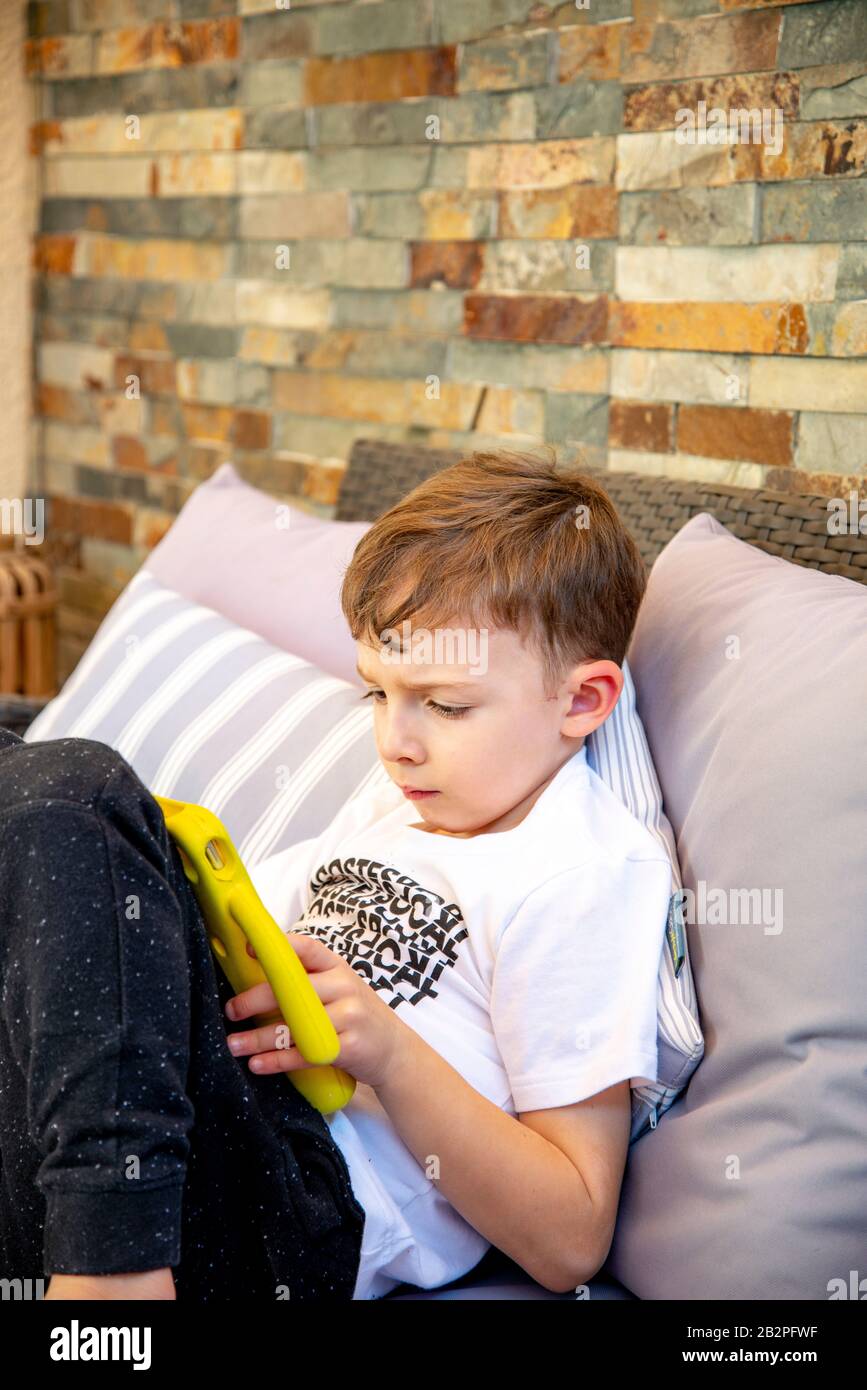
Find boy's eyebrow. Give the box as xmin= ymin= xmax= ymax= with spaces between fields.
xmin=355 ymin=661 xmax=482 ymax=691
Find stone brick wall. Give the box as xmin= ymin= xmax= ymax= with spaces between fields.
xmin=1 ymin=1 xmax=34 ymax=507
xmin=24 ymin=0 xmax=867 ymax=682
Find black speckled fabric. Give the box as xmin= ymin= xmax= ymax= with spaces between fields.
xmin=0 ymin=726 xmax=364 ymax=1301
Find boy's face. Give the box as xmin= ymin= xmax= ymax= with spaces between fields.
xmin=354 ymin=620 xmax=623 ymax=838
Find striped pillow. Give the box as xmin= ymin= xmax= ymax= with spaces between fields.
xmin=22 ymin=569 xmax=385 ymax=859
xmin=586 ymin=661 xmax=704 ymax=1137
xmin=23 ymin=568 xmax=702 ymax=1140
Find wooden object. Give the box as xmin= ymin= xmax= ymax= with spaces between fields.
xmin=0 ymin=549 xmax=57 ymax=698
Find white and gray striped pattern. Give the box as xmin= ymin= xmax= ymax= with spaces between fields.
xmin=587 ymin=659 xmax=704 ymax=1139
xmin=23 ymin=570 xmax=384 ymax=862
xmin=24 ymin=569 xmax=701 ymax=1139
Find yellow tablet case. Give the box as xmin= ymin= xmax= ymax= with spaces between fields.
xmin=154 ymin=795 xmax=356 ymax=1114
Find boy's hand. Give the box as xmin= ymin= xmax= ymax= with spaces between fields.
xmin=223 ymin=933 xmax=405 ymax=1090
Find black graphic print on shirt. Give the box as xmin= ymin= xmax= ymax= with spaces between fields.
xmin=294 ymin=856 xmax=468 ymax=1010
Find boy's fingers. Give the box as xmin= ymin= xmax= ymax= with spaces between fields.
xmin=240 ymin=933 xmax=331 ymax=971
xmin=246 ymin=1047 xmax=306 ymax=1076
xmin=224 ymin=980 xmax=275 ymax=1020
xmin=225 ymin=958 xmax=345 ymax=1022
xmin=227 ymin=1021 xmax=292 ymax=1057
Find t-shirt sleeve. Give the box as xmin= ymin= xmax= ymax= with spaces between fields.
xmin=489 ymin=854 xmax=672 ymax=1112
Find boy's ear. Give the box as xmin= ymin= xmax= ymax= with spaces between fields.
xmin=561 ymin=662 xmax=623 ymax=737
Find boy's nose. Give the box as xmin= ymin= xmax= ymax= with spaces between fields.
xmin=378 ymin=719 xmax=424 ymax=767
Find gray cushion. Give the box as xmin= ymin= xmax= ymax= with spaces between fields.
xmin=608 ymin=513 xmax=867 ymax=1300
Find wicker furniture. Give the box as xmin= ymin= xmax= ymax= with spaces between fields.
xmin=0 ymin=548 xmax=57 ymax=734
xmin=337 ymin=439 xmax=867 ymax=583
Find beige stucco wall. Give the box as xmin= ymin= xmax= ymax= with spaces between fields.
xmin=0 ymin=0 xmax=34 ymax=503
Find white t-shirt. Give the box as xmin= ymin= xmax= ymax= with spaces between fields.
xmin=248 ymin=742 xmax=672 ymax=1299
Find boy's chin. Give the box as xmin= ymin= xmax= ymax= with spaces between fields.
xmin=416 ymin=811 xmax=478 ymax=839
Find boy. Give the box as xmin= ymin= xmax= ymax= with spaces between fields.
xmin=229 ymin=450 xmax=672 ymax=1298
xmin=4 ymin=450 xmax=670 ymax=1300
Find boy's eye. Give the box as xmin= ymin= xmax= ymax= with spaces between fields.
xmin=358 ymin=690 xmax=469 ymax=720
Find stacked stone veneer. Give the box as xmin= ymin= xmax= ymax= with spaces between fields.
xmin=22 ymin=0 xmax=867 ymax=680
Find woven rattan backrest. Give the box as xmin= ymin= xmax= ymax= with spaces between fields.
xmin=337 ymin=438 xmax=867 ymax=584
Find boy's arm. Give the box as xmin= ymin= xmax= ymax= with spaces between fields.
xmin=375 ymin=1018 xmax=629 ymax=1294
xmin=374 ymin=854 xmax=669 ymax=1292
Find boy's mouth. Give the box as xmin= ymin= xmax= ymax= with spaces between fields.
xmin=400 ymin=787 xmax=439 ymax=800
